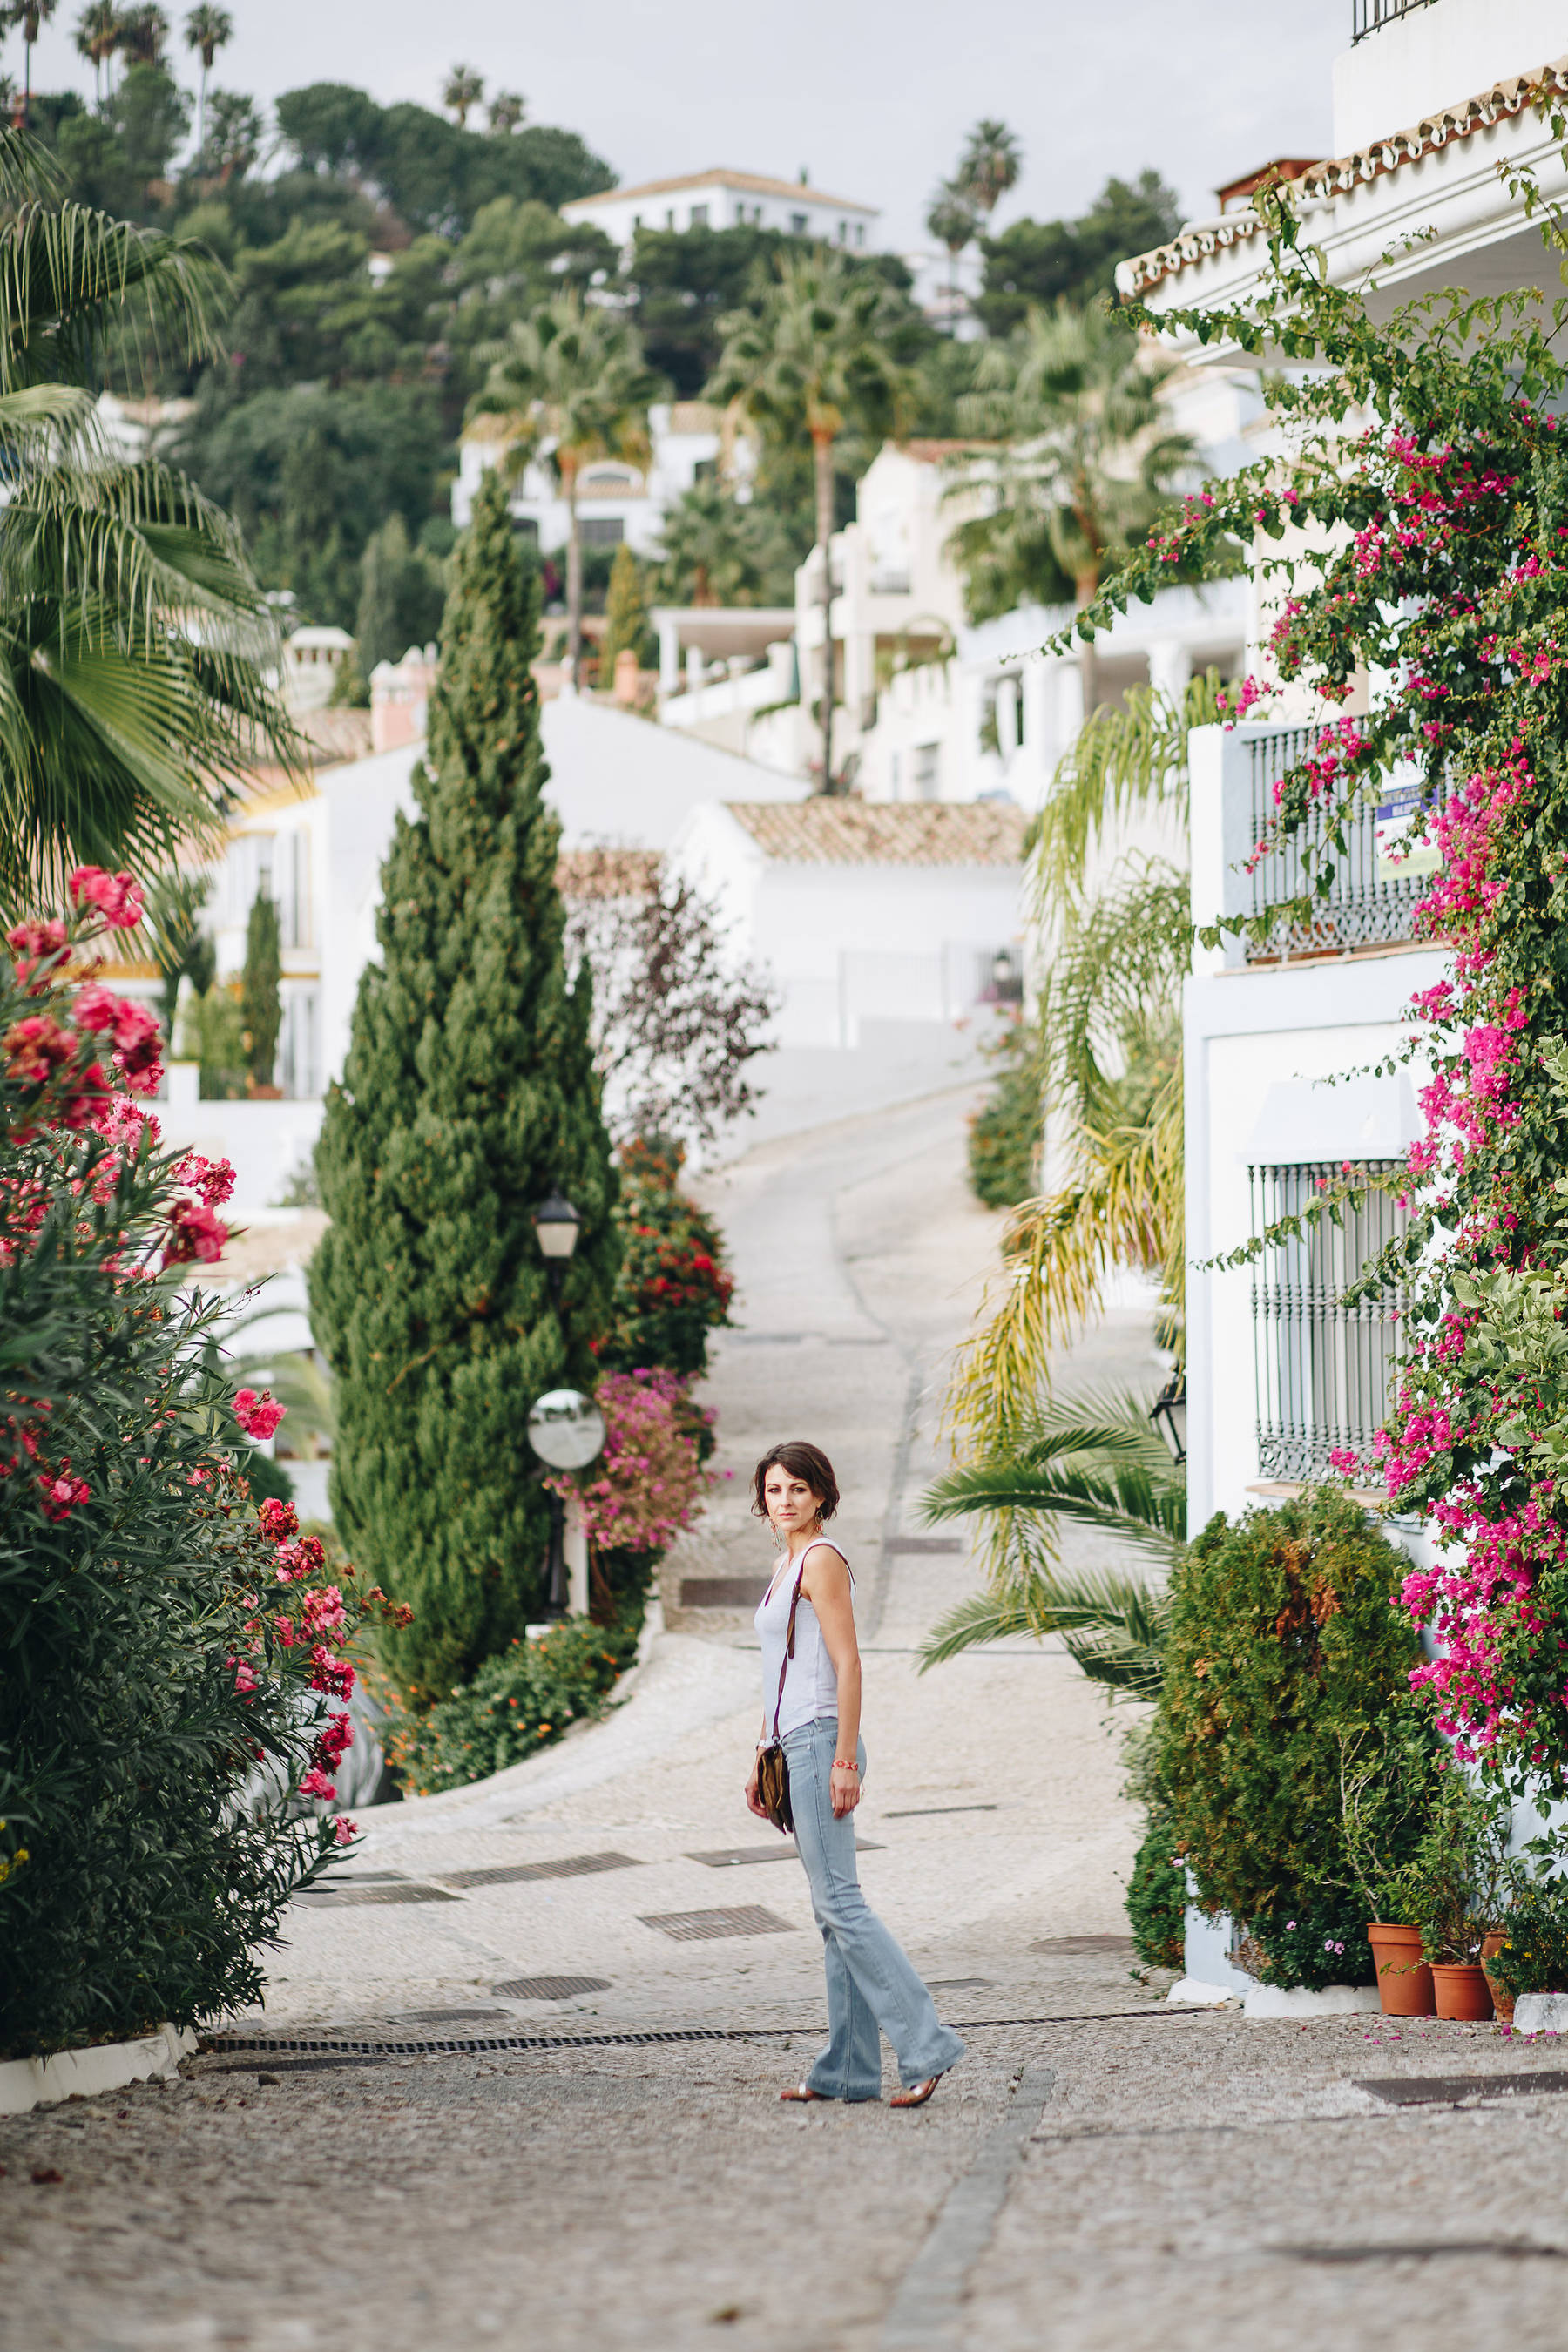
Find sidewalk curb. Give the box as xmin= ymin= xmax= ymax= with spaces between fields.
xmin=0 ymin=2023 xmax=196 ymax=2114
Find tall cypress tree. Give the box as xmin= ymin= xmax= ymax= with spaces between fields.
xmin=310 ymin=471 xmax=618 ymax=1699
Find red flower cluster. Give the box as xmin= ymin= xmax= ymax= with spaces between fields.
xmin=68 ymin=866 xmax=144 ymax=929
xmin=233 ymin=1385 xmax=286 ymax=1440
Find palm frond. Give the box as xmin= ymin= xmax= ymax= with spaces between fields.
xmin=1028 ymin=672 xmax=1223 ymax=906
xmin=919 ymin=1563 xmax=1170 ymax=1695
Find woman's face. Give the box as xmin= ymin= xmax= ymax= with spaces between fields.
xmin=764 ymin=1463 xmax=821 ymax=1536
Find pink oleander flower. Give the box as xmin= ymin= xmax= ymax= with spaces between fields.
xmin=68 ymin=866 xmax=145 ymax=929
xmin=298 ymin=1768 xmax=336 ymax=1801
xmin=233 ymin=1387 xmax=285 ymax=1440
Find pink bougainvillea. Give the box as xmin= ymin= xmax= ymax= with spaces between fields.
xmin=545 ymin=1367 xmax=712 ymax=1552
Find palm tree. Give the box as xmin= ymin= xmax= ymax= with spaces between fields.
xmin=0 ymin=124 xmax=299 ymax=914
xmin=654 ymin=478 xmax=794 ymax=609
xmin=925 ymin=180 xmax=980 ymax=324
xmin=470 ymin=289 xmax=656 ymax=675
xmin=183 ymin=4 xmax=230 ymax=155
xmin=957 ymin=301 xmax=1192 ymax=709
xmin=73 ymin=3 xmax=118 ymax=100
xmin=944 ymin=674 xmax=1221 ymax=1458
xmin=956 ymin=118 xmax=1022 ymax=221
xmin=116 ymin=2 xmax=166 ymax=64
xmin=917 ymin=1387 xmax=1179 ymax=1683
xmin=708 ymin=250 xmax=913 ymax=793
xmin=4 ymin=0 xmax=57 ymax=125
xmin=442 ymin=64 xmax=483 ymax=128
xmin=488 ymin=88 xmax=524 ymax=136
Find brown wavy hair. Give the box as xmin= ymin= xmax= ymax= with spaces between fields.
xmin=750 ymin=1440 xmax=840 ymax=1525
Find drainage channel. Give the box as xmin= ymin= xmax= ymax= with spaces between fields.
xmin=199 ymin=2009 xmax=1223 ymax=2062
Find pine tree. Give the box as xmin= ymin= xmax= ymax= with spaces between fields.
xmin=309 ymin=470 xmax=619 ymax=1698
xmin=599 ymin=540 xmax=653 ymax=675
xmin=240 ymin=888 xmax=281 ymax=1090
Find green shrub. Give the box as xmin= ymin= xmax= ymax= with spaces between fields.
xmin=1126 ymin=1813 xmax=1186 ymax=1969
xmin=2 ymin=889 xmax=405 ymax=2058
xmin=1241 ymin=1900 xmax=1376 ymax=1990
xmin=966 ymin=1022 xmax=1040 ymax=1209
xmin=1159 ymin=1490 xmax=1424 ymax=1931
xmin=382 ymin=1602 xmax=643 ymax=1794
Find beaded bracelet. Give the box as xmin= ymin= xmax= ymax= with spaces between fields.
xmin=833 ymin=1760 xmax=860 ymax=1773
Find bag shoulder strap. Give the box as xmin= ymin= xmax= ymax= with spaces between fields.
xmin=769 ymin=1561 xmax=807 ymax=1744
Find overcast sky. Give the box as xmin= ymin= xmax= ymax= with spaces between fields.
xmin=22 ymin=0 xmax=1348 ymax=249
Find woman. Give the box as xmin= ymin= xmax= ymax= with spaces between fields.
xmin=745 ymin=1438 xmax=966 ymax=2106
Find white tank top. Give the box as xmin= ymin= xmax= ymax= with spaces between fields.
xmin=755 ymin=1540 xmax=854 ymax=1739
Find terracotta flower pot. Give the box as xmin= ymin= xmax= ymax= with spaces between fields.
xmin=1480 ymin=1931 xmax=1515 ymax=2024
xmin=1431 ymin=1963 xmax=1495 ymax=2022
xmin=1367 ymin=1921 xmax=1436 ymax=2016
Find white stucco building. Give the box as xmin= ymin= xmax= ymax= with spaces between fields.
xmin=670 ymin=797 xmax=1024 ymax=1051
xmin=560 ymin=167 xmax=878 ymax=255
xmin=451 ymin=401 xmax=755 ymax=557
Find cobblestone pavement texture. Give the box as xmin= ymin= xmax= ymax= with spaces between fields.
xmin=8 ymin=1086 xmax=1557 ymax=2349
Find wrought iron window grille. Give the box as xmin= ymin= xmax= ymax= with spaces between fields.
xmin=1243 ymin=726 xmax=1429 ymax=963
xmin=1250 ymin=1159 xmax=1407 ymax=1482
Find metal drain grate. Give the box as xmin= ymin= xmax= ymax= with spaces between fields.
xmin=438 ymin=1852 xmax=639 ymax=1889
xmin=679 ymin=1578 xmax=767 ymax=1609
xmin=198 ymin=2007 xmax=1225 ymax=2063
xmin=1031 ymin=1935 xmax=1135 ymax=1955
xmin=492 ymin=1976 xmax=612 ymax=2001
xmin=927 ymin=1978 xmax=997 ymax=1993
xmin=293 ymin=1882 xmax=460 ymax=1907
xmin=884 ymin=1804 xmax=997 ymax=1818
xmin=1359 ymin=2070 xmax=1568 ymax=2108
xmin=390 ymin=2008 xmax=510 ymax=2024
xmin=686 ymin=1842 xmax=883 ymax=1868
xmin=639 ymin=1905 xmax=795 ymax=1942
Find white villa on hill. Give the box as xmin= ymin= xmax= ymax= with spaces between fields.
xmin=452 ymin=400 xmax=756 ymax=557
xmin=560 ymin=167 xmax=878 ymax=254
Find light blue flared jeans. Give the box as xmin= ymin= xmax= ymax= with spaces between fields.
xmin=784 ymin=1716 xmax=967 ymax=2099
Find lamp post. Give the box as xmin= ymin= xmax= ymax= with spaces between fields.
xmin=527 ymin=1389 xmax=606 ymax=1618
xmin=1149 ymin=1370 xmax=1187 ymax=1466
xmin=531 ymin=1187 xmax=582 ymax=1307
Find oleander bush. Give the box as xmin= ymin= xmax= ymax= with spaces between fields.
xmin=965 ymin=1020 xmax=1041 ymax=1211
xmin=599 ymin=1137 xmax=734 ymax=1380
xmin=1 ymin=879 xmax=407 ymax=2058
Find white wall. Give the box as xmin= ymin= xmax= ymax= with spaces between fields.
xmin=541 ymin=695 xmax=806 ymax=850
xmin=1333 ymin=0 xmax=1566 ymax=153
xmin=671 ymin=803 xmax=1021 ymax=1049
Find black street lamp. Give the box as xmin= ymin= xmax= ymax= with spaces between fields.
xmin=531 ymin=1187 xmax=582 ymax=1306
xmin=1149 ymin=1371 xmax=1187 ymax=1466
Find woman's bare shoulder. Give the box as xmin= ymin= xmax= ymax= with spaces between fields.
xmin=800 ymin=1537 xmax=852 ymax=1585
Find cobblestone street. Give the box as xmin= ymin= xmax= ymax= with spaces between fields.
xmin=5 ymin=1086 xmax=1563 ymax=2351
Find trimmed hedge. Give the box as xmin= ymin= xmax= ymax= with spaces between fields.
xmin=1159 ymin=1490 xmax=1423 ymax=1929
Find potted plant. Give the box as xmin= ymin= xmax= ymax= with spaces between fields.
xmin=1376 ymin=1772 xmax=1523 ymax=2021
xmin=1342 ymin=1714 xmax=1445 ymax=2017
xmin=1482 ymin=1876 xmax=1568 ymax=2028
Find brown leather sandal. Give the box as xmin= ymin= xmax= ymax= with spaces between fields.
xmin=780 ymin=2083 xmax=830 ymax=2102
xmin=890 ymin=2073 xmax=945 ymax=2108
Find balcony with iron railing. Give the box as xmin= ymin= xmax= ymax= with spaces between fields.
xmin=1196 ymin=720 xmax=1433 ymax=970
xmin=1350 ymin=0 xmax=1438 ymax=42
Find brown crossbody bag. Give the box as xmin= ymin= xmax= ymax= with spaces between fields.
xmin=755 ymin=1559 xmax=806 ymax=1835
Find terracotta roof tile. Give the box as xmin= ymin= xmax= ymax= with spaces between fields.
xmin=723 ymin=799 xmax=1024 ymax=867
xmin=557 ymin=848 xmax=660 ymax=899
xmin=1122 ymin=53 xmax=1568 ymax=296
